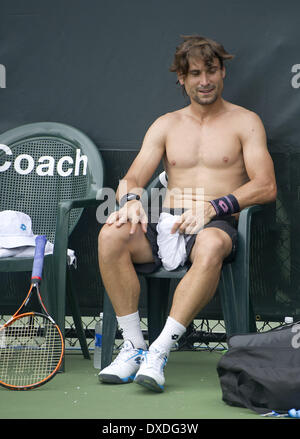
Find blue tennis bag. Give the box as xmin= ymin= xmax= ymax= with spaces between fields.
xmin=217 ymin=322 xmax=300 ymax=414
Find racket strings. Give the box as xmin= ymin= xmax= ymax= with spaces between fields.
xmin=0 ymin=315 xmax=63 ymax=388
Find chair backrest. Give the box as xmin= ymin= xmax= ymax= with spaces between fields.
xmin=0 ymin=122 xmax=104 ymax=242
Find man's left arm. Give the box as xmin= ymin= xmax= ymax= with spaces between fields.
xmin=172 ymin=112 xmax=277 ymax=234
xmin=231 ymin=112 xmax=277 ymax=209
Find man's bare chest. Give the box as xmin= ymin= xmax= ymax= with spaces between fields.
xmin=165 ymin=123 xmax=242 ymax=169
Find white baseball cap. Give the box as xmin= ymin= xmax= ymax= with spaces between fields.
xmin=0 ymin=210 xmax=37 ymax=248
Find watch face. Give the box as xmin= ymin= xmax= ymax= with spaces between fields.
xmin=120 ymin=193 xmax=140 ymax=207
xmin=127 ymin=194 xmax=140 ymax=201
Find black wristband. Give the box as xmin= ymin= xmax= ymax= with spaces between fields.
xmin=119 ymin=193 xmax=141 ymax=208
xmin=209 ymin=194 xmax=240 ymax=217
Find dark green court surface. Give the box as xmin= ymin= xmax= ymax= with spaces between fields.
xmin=0 ymin=350 xmax=266 ymax=420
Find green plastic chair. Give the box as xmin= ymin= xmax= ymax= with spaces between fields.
xmin=101 ymin=173 xmax=261 ymax=368
xmin=0 ymin=122 xmax=104 ymax=364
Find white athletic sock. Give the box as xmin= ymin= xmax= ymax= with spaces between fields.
xmin=116 ymin=311 xmax=147 ymax=350
xmin=150 ymin=316 xmax=186 ymax=355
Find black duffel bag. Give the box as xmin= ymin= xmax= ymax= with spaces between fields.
xmin=217 ymin=322 xmax=300 ymax=414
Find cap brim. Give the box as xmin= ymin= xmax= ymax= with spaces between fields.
xmin=0 ymin=235 xmax=37 ymax=249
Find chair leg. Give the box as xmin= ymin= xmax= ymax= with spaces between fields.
xmin=218 ymin=265 xmax=239 ymax=337
xmin=101 ymin=290 xmax=117 ymax=369
xmin=66 ymin=269 xmax=90 ymax=359
xmin=146 ymin=278 xmax=171 ymax=345
xmin=219 ymin=264 xmax=256 ymax=337
xmin=249 ymin=297 xmax=257 ymax=333
xmin=42 ymin=258 xmax=66 ymax=371
xmin=177 ymin=322 xmax=195 ymax=349
xmin=43 ymin=257 xmax=58 ymax=321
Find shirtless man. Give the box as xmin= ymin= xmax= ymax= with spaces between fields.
xmin=98 ymin=35 xmax=277 ymax=392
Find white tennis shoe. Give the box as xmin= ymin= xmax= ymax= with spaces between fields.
xmin=98 ymin=340 xmax=145 ymax=384
xmin=134 ymin=345 xmax=168 ymax=392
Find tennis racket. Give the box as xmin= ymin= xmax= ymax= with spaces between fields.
xmin=0 ymin=235 xmax=64 ymax=390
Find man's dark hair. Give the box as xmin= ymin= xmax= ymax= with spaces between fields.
xmin=170 ymin=35 xmax=234 ymax=77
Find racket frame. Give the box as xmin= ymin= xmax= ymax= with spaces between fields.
xmin=0 ymin=237 xmax=64 ymax=391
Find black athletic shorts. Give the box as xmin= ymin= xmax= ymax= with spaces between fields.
xmin=134 ymin=207 xmax=238 ymax=274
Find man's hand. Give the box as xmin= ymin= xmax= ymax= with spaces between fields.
xmin=106 ymin=200 xmax=148 ymax=234
xmin=171 ymin=202 xmax=216 ymax=234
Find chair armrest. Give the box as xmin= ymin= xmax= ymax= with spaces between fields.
xmin=52 ymin=192 xmax=105 ymax=266
xmin=219 ymin=205 xmax=264 ymax=336
xmin=233 ymin=204 xmax=264 ymax=279
xmin=57 ymin=195 xmax=102 ymax=211
xmin=237 ymin=204 xmax=264 ymax=238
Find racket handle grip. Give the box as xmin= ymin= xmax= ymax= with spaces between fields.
xmin=31 ymin=235 xmax=47 ymax=283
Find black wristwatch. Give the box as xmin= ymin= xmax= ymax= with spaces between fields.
xmin=119 ymin=193 xmax=141 ymax=208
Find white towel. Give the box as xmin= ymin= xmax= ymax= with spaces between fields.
xmin=156 ymin=212 xmax=191 ymax=271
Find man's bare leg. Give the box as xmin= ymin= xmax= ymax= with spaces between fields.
xmin=149 ymin=228 xmax=232 ymax=354
xmin=98 ymin=222 xmax=154 ymax=317
xmin=169 ymin=228 xmax=232 ymax=326
xmin=134 ymin=228 xmax=233 ymax=392
xmin=98 ymin=221 xmax=156 ymax=384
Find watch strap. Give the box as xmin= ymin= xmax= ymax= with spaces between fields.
xmin=119 ymin=193 xmax=141 ymax=208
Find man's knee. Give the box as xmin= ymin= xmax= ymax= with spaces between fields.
xmin=98 ymin=222 xmax=148 ymax=259
xmin=98 ymin=223 xmax=130 ymax=255
xmin=190 ymin=229 xmax=232 ymax=267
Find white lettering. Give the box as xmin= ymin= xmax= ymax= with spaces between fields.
xmin=0 ymin=144 xmax=12 ymax=172
xmin=187 ymin=424 xmax=199 ymax=433
xmin=14 ymin=154 xmax=34 ymax=175
xmin=57 ymin=156 xmax=74 ymax=177
xmin=0 ymin=145 xmax=88 ymax=176
xmin=146 ymin=423 xmax=198 ymax=434
xmin=75 ymin=148 xmax=87 ymax=176
xmin=36 ymin=156 xmax=55 ymax=176
xmin=291 ymin=324 xmax=300 ymax=349
xmin=146 ymin=424 xmax=155 ymax=434
xmin=102 ymin=423 xmax=136 ymax=436
xmin=291 ymin=64 xmax=300 ymax=89
xmin=96 ymin=188 xmax=116 ymax=224
xmin=0 ymin=64 xmax=6 ymax=88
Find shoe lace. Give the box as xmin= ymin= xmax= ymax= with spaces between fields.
xmin=111 ymin=341 xmax=144 ymax=366
xmin=144 ymin=349 xmax=167 ymax=371
xmin=110 ymin=342 xmax=132 ymax=365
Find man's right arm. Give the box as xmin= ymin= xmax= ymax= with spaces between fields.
xmin=107 ymin=115 xmax=168 ymax=233
xmin=116 ymin=115 xmax=168 ymax=202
